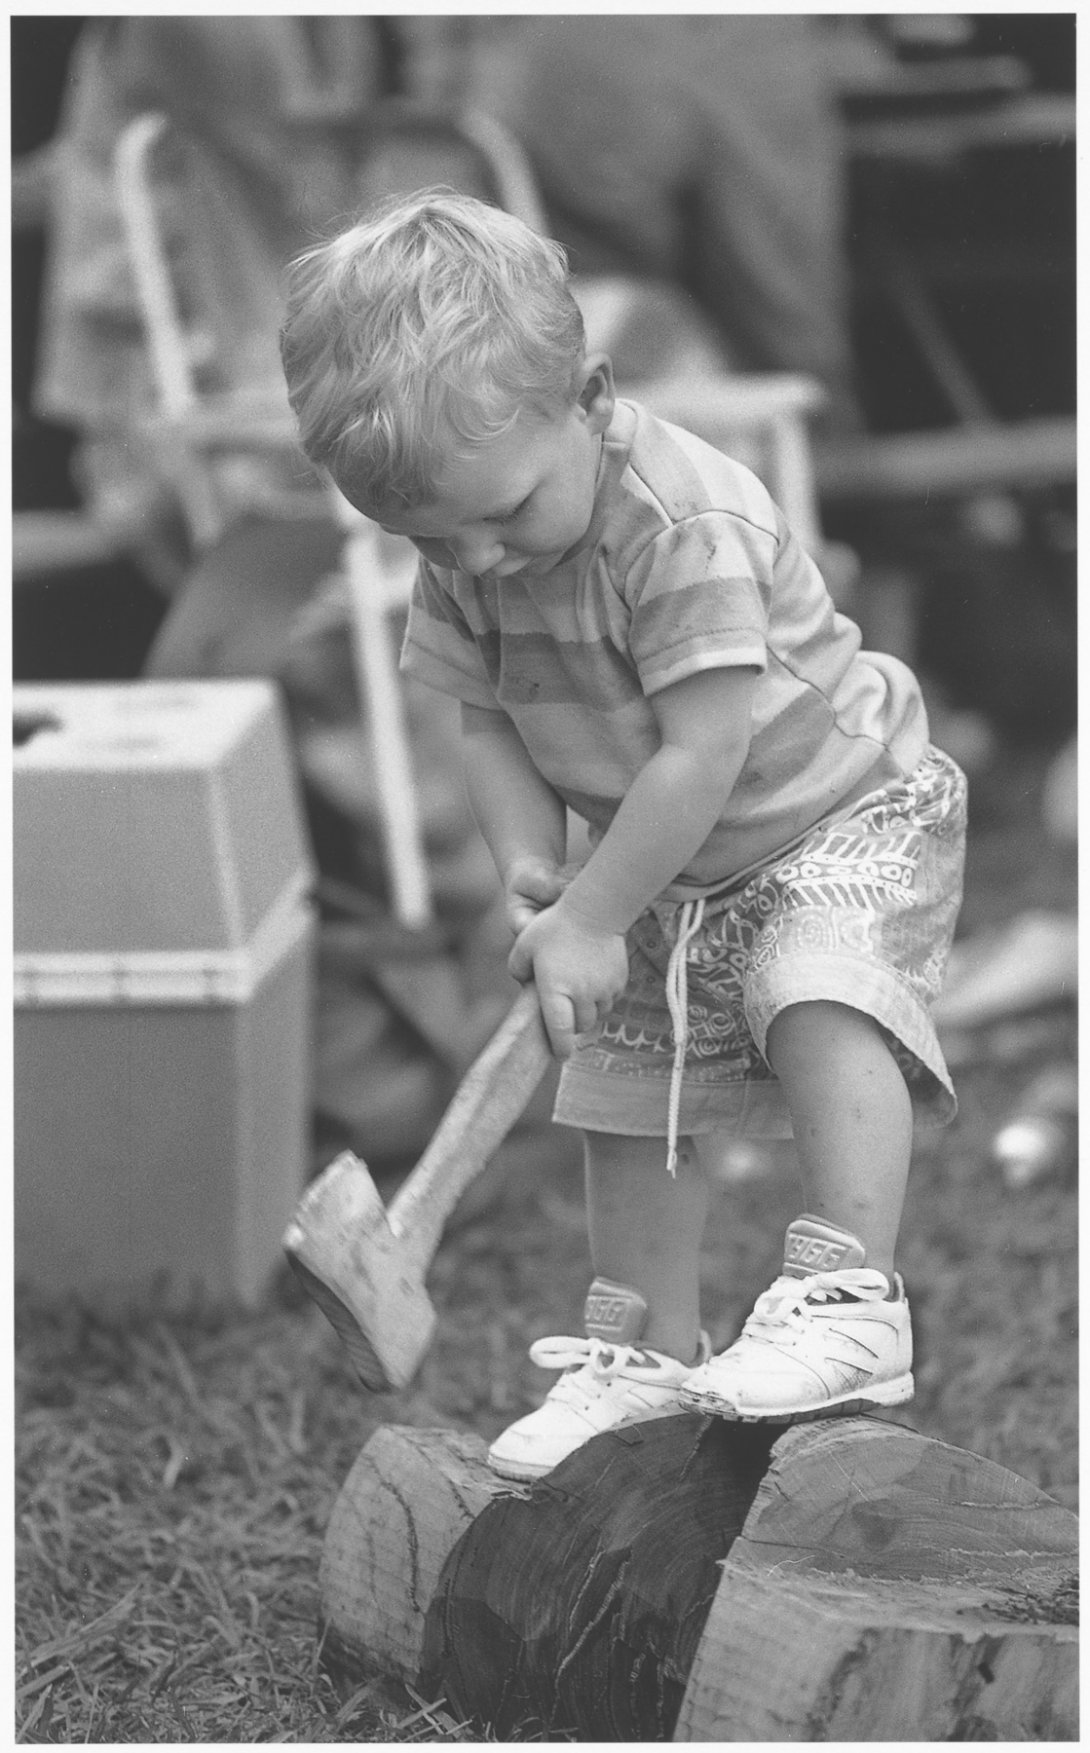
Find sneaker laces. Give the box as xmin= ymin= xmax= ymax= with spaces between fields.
xmin=526 ymin=1335 xmax=654 ymax=1417
xmin=665 ymin=895 xmax=705 ymax=1176
xmin=743 ymin=1268 xmax=892 ymax=1340
xmin=528 ymin=1334 xmax=649 ymax=1386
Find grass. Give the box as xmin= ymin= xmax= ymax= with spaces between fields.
xmin=14 ymin=738 xmax=1078 ymax=1742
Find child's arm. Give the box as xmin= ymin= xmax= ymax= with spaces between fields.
xmin=460 ymin=702 xmax=570 ymax=935
xmin=511 ymin=664 xmax=758 ymax=1056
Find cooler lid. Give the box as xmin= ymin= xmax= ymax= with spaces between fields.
xmin=14 ymin=680 xmax=314 ymax=956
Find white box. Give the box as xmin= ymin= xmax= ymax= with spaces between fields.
xmin=14 ymin=680 xmax=315 ymax=1306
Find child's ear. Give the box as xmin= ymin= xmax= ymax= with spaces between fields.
xmin=576 ymin=353 xmax=615 ymax=433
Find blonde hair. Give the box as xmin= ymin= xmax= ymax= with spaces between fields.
xmin=280 ymin=187 xmax=586 ymax=510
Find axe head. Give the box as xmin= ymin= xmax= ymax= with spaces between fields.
xmin=282 ymin=1152 xmax=435 ymax=1391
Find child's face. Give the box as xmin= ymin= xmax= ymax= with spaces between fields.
xmin=370 ymin=358 xmax=614 ymax=582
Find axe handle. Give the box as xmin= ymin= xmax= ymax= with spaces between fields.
xmin=387 ymin=982 xmax=552 ymax=1276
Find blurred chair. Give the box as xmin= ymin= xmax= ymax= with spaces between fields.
xmin=105 ymin=94 xmax=556 ymax=1172
xmin=113 ymin=107 xmax=418 ymax=925
xmin=112 ymin=100 xmax=547 ymax=929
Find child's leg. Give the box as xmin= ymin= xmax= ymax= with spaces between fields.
xmin=584 ymin=1129 xmax=709 ymax=1364
xmin=680 ymin=998 xmax=916 ymax=1423
xmin=487 ymin=1131 xmax=709 ymax=1479
xmin=764 ymin=999 xmax=912 ymax=1281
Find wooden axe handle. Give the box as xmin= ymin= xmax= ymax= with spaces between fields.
xmin=388 ymin=982 xmax=552 ymax=1277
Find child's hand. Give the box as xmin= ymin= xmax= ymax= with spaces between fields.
xmin=504 ymin=856 xmax=569 ymax=938
xmin=508 ymin=902 xmax=628 ymax=1060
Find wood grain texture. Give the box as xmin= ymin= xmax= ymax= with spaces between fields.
xmin=674 ymin=1418 xmax=1079 ymax=1742
xmin=318 ymin=1425 xmax=517 ymax=1688
xmin=318 ymin=1416 xmax=1078 ymax=1742
xmin=418 ymin=1415 xmax=779 ymax=1740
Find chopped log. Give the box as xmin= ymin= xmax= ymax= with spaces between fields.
xmin=420 ymin=1415 xmax=779 ymax=1740
xmin=318 ymin=1424 xmax=514 ymax=1689
xmin=675 ymin=1418 xmax=1079 ymax=1742
xmin=318 ymin=1416 xmax=1078 ymax=1742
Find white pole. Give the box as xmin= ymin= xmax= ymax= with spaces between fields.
xmin=337 ymin=503 xmax=434 ymax=929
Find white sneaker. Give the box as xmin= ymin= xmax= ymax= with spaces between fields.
xmin=680 ymin=1215 xmax=914 ymax=1424
xmin=488 ymin=1276 xmax=709 ymax=1481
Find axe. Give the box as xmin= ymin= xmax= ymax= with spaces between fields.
xmin=282 ymin=982 xmax=552 ymax=1390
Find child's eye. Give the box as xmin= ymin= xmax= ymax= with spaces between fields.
xmin=499 ymin=496 xmax=531 ymax=526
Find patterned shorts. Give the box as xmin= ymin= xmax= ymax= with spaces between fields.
xmin=554 ymin=746 xmax=967 ymax=1140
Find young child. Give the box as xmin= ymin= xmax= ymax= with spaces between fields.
xmin=280 ymin=189 xmax=966 ymax=1482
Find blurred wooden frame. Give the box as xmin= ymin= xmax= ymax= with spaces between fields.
xmin=110 ymin=106 xmax=549 ymax=933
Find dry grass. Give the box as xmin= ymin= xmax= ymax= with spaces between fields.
xmin=13 ymin=1256 xmax=581 ymax=1743
xmin=16 ymin=1288 xmax=383 ymax=1742
xmin=15 ymin=740 xmax=1078 ymax=1742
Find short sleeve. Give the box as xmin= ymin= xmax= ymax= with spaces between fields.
xmin=399 ymin=560 xmax=499 ymax=709
xmin=625 ymin=510 xmax=774 ymax=696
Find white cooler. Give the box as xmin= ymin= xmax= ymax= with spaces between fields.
xmin=14 ymin=680 xmax=315 ymax=1306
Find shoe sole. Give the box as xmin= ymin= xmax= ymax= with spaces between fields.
xmin=679 ymin=1370 xmax=915 ymax=1425
xmin=487 ymin=1454 xmax=549 ymax=1483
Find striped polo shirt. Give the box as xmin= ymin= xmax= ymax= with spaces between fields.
xmin=401 ymin=397 xmax=928 ymax=896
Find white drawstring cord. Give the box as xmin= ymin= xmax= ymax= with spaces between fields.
xmin=664 ymin=896 xmax=705 ymax=1176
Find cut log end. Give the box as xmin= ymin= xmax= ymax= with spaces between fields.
xmin=319 ymin=1414 xmax=1079 ymax=1742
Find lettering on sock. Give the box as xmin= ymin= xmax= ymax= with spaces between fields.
xmin=584 ymin=1279 xmax=647 ymax=1343
xmin=785 ymin=1234 xmax=851 ymax=1273
xmin=586 ymin=1291 xmax=628 ymax=1329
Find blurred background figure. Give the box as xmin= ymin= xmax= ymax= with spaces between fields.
xmin=401 ymin=15 xmax=859 ymax=431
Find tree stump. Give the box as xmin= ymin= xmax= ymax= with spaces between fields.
xmin=319 ymin=1415 xmax=1078 ymax=1741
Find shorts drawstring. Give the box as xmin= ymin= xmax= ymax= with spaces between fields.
xmin=664 ymin=896 xmax=705 ymax=1176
